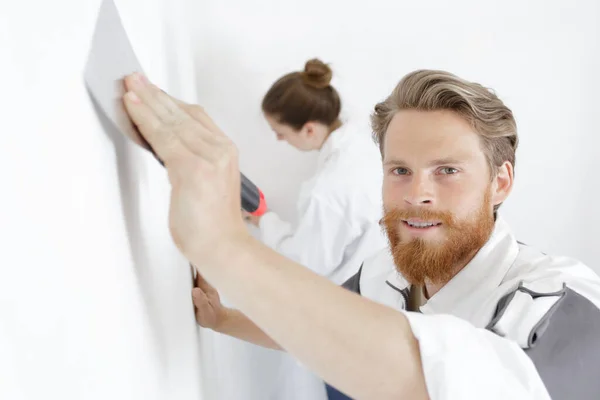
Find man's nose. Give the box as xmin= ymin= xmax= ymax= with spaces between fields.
xmin=404 ymin=173 xmax=434 ymax=206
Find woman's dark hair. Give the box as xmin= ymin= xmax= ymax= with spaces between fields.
xmin=261 ymin=58 xmax=342 ymax=130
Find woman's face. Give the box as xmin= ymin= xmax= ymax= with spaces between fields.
xmin=264 ymin=114 xmax=316 ymax=151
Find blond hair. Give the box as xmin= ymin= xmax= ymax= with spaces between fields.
xmin=371 ymin=70 xmax=518 ymax=178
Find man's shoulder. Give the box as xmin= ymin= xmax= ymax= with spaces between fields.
xmin=488 ymin=243 xmax=600 ymax=398
xmin=487 ymin=241 xmax=600 ymax=347
xmin=505 ymin=242 xmax=600 ymax=304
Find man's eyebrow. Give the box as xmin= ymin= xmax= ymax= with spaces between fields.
xmin=427 ymin=157 xmax=467 ymax=166
xmin=383 ymin=157 xmax=467 ymax=167
xmin=382 ymin=158 xmax=407 ymax=167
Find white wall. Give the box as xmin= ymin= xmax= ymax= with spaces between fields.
xmin=0 ymin=1 xmax=210 ymax=399
xmin=192 ymin=0 xmax=600 ymax=399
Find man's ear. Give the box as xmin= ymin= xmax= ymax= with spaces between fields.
xmin=492 ymin=161 xmax=514 ymax=207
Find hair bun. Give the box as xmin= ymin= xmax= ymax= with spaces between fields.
xmin=302 ymin=58 xmax=333 ymax=89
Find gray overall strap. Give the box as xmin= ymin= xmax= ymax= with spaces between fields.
xmin=488 ymin=284 xmax=600 ymax=400
xmin=340 ymin=264 xmax=363 ymax=295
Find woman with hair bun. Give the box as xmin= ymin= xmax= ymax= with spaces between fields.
xmin=250 ymin=58 xmax=386 ymax=288
xmin=254 ymin=58 xmax=386 ymax=399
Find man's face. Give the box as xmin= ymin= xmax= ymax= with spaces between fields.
xmin=381 ymin=110 xmax=512 ymax=286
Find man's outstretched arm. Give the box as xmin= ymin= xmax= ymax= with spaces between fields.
xmin=197 ymin=238 xmax=429 ymax=399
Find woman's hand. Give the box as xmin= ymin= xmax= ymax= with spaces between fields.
xmin=122 ymin=72 xmax=250 ymax=263
xmin=192 ymin=272 xmax=228 ymax=330
xmin=242 ymin=210 xmax=262 ymax=227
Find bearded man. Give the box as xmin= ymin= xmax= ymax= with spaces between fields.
xmin=124 ymin=69 xmax=600 ymax=400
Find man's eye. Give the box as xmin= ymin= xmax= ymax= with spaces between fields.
xmin=440 ymin=167 xmax=458 ymax=175
xmin=393 ymin=168 xmax=409 ymax=175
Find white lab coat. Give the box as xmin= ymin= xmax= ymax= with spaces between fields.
xmin=351 ymin=216 xmax=600 ymax=400
xmin=258 ymin=121 xmax=388 ymax=285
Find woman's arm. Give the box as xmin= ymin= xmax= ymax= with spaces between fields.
xmin=192 ymin=273 xmax=281 ymax=350
xmin=218 ymin=309 xmax=282 ymax=350
xmin=257 ymin=197 xmax=361 ymax=278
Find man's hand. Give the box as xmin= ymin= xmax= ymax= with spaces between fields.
xmin=192 ymin=272 xmax=227 ymax=330
xmin=122 ymin=72 xmax=251 ymax=263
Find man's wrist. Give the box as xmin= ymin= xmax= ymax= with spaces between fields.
xmin=188 ymin=229 xmax=255 ymax=270
xmin=216 ymin=232 xmax=256 ymax=265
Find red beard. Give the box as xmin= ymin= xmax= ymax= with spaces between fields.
xmin=381 ymin=192 xmax=494 ymax=286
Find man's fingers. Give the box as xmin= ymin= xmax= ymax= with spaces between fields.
xmin=176 ymin=122 xmax=225 ymax=163
xmin=124 ymin=73 xmax=228 ymax=162
xmin=164 ymin=95 xmax=221 ymax=133
xmin=181 ymin=104 xmax=225 ymax=139
xmin=124 ymin=74 xmax=214 ymax=152
xmin=123 ymin=90 xmax=183 ymax=162
xmin=123 ymin=73 xmax=240 ymax=182
xmin=124 ymin=73 xmax=191 ymax=126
